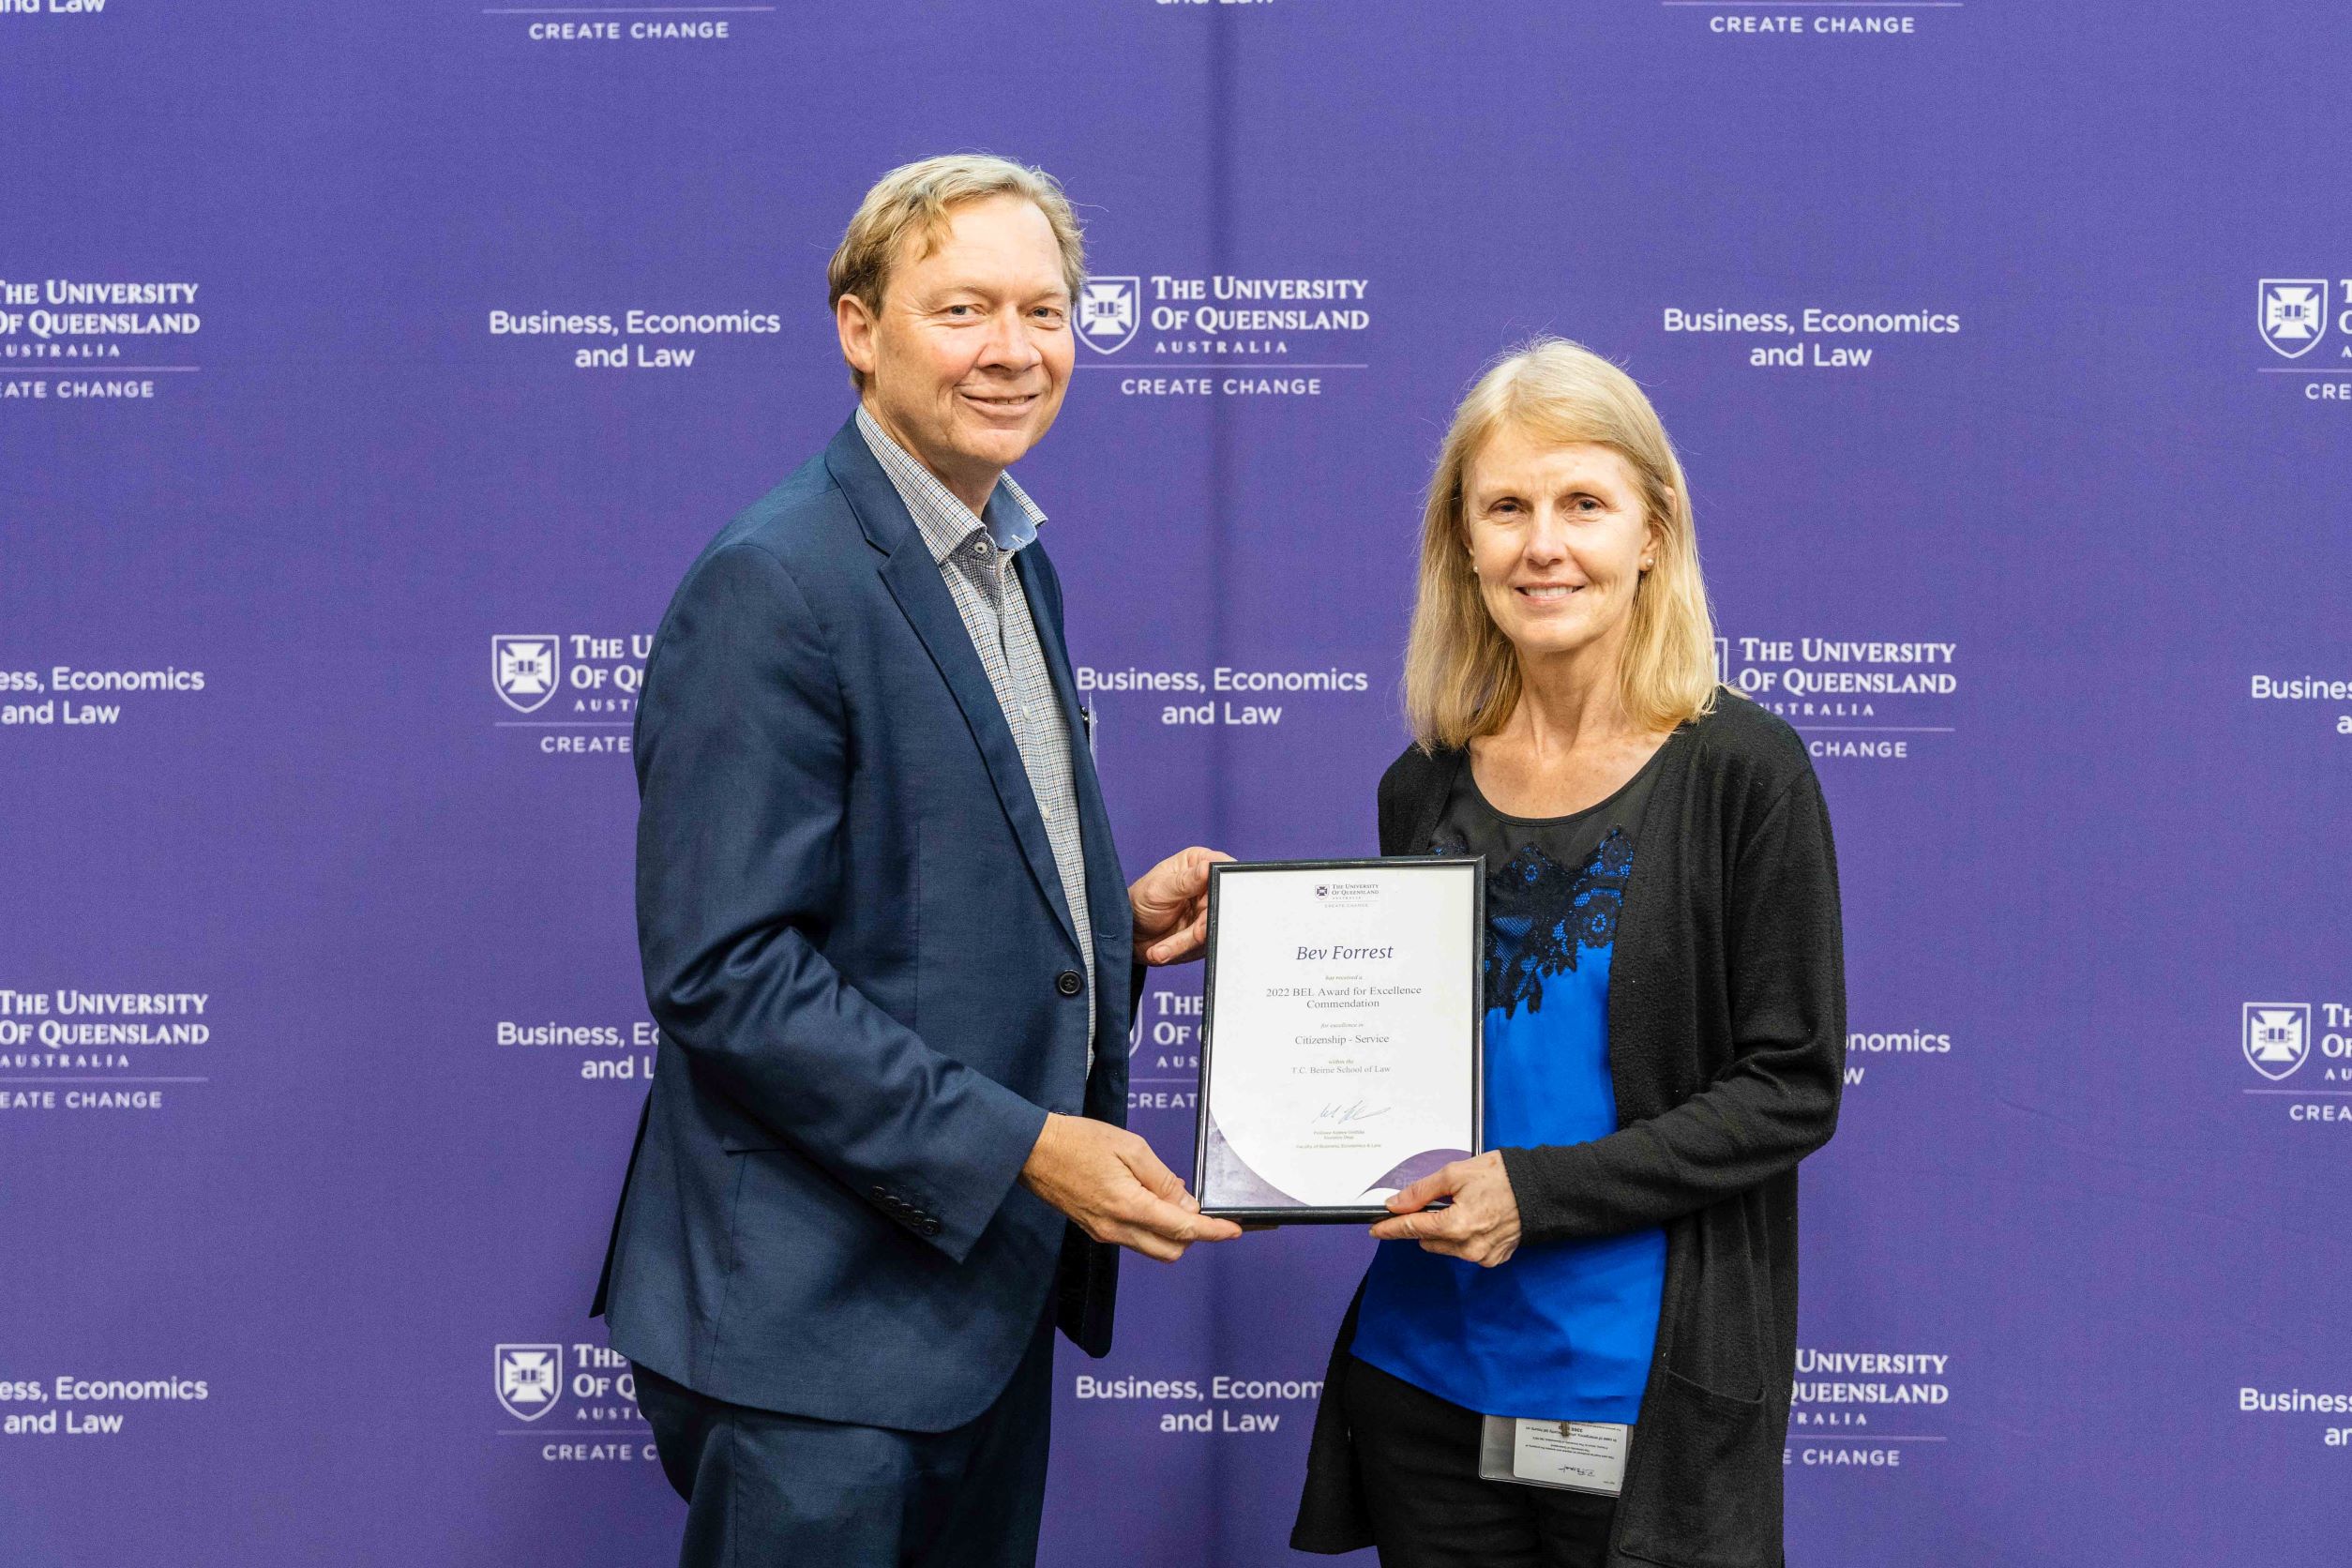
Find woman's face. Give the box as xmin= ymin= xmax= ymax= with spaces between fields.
xmin=1462 ymin=426 xmax=1658 ymax=669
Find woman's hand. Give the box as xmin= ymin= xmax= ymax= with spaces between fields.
xmin=1367 ymin=1150 xmax=1521 ymax=1268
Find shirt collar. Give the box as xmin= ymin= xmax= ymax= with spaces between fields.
xmin=855 ymin=404 xmax=1047 ymax=565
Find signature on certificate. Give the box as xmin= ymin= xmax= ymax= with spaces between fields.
xmin=1314 ymin=1094 xmax=1392 ymax=1127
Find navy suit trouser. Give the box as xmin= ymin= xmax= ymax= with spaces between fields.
xmin=632 ymin=1311 xmax=1056 ymax=1568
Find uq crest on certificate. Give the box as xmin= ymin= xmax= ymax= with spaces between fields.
xmin=1193 ymin=858 xmax=1485 ymax=1222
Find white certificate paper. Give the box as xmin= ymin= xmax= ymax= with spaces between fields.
xmin=1195 ymin=859 xmax=1483 ymax=1219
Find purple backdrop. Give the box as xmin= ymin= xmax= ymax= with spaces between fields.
xmin=6 ymin=3 xmax=2350 ymax=1563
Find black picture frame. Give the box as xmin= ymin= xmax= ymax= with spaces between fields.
xmin=1191 ymin=856 xmax=1485 ymax=1224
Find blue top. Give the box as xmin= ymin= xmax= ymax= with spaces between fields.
xmin=1349 ymin=747 xmax=1673 ymax=1423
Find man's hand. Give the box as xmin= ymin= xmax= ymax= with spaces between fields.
xmin=1019 ymin=1113 xmax=1243 ymax=1262
xmin=1129 ymin=846 xmax=1233 ymax=966
xmin=1365 ymin=1151 xmax=1521 ymax=1268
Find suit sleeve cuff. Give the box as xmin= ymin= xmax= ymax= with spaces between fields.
xmin=913 ymin=1085 xmax=1051 ymax=1264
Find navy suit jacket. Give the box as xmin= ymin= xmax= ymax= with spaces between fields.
xmin=593 ymin=416 xmax=1131 ymax=1431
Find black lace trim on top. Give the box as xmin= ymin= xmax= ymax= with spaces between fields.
xmin=1432 ymin=826 xmax=1633 ymax=1020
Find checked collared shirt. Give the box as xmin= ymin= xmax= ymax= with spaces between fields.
xmin=856 ymin=406 xmax=1096 ymax=1064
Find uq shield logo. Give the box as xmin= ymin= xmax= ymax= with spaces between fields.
xmin=1076 ymin=278 xmax=1140 ymax=355
xmin=2257 ymin=280 xmax=2329 ymax=359
xmin=495 ymin=1344 xmax=564 ymax=1421
xmin=2242 ymin=1003 xmax=2311 ymax=1081
xmin=492 ymin=635 xmax=562 ymax=715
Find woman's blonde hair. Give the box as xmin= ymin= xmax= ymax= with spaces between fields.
xmin=1403 ymin=338 xmax=1720 ymax=750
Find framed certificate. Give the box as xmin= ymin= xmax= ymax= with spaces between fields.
xmin=1192 ymin=857 xmax=1485 ymax=1223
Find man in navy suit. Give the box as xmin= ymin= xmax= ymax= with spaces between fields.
xmin=592 ymin=155 xmax=1243 ymax=1566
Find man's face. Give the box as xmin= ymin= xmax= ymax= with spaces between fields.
xmin=838 ymin=195 xmax=1075 ymax=507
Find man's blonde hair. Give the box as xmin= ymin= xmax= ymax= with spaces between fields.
xmin=1404 ymin=338 xmax=1722 ymax=750
xmin=827 ymin=154 xmax=1086 ymax=391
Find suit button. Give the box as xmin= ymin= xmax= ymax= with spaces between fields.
xmin=1055 ymin=970 xmax=1083 ymax=997
xmin=919 ymin=1218 xmax=942 ymax=1236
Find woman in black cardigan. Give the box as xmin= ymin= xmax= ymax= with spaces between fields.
xmin=1291 ymin=339 xmax=1845 ymax=1568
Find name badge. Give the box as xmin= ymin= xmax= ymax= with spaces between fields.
xmin=1477 ymin=1415 xmax=1629 ymax=1496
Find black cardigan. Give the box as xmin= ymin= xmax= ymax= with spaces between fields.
xmin=1291 ymin=695 xmax=1847 ymax=1568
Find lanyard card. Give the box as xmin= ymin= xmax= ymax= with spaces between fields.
xmin=1477 ymin=1415 xmax=1629 ymax=1496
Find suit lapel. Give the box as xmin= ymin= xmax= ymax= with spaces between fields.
xmin=827 ymin=420 xmax=1082 ymax=956
xmin=1017 ymin=546 xmax=1124 ymax=942
xmin=1018 ymin=547 xmax=1141 ymax=1100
